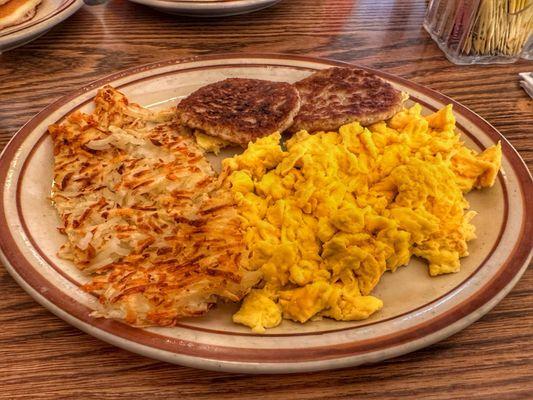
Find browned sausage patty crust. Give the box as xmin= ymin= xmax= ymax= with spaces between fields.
xmin=289 ymin=67 xmax=406 ymax=133
xmin=177 ymin=78 xmax=301 ymax=146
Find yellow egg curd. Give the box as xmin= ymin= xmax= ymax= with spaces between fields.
xmin=223 ymin=103 xmax=501 ymax=333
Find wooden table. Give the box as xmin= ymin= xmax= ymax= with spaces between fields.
xmin=1 ymin=1 xmax=531 ymax=398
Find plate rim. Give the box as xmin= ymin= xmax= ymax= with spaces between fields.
xmin=152 ymin=0 xmax=276 ymax=4
xmin=0 ymin=53 xmax=531 ymax=373
xmin=129 ymin=0 xmax=278 ymax=6
xmin=126 ymin=0 xmax=280 ymax=13
xmin=8 ymin=65 xmax=513 ymax=340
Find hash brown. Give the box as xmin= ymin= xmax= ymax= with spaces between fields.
xmin=0 ymin=0 xmax=41 ymax=30
xmin=50 ymin=86 xmax=258 ymax=326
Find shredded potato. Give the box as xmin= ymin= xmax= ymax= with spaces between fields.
xmin=50 ymin=86 xmax=259 ymax=326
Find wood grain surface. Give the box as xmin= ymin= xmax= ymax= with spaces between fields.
xmin=0 ymin=1 xmax=532 ymax=399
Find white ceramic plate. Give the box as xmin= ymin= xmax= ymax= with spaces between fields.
xmin=127 ymin=0 xmax=281 ymax=17
xmin=0 ymin=54 xmax=531 ymax=373
xmin=0 ymin=0 xmax=83 ymax=52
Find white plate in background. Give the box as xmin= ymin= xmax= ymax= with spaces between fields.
xmin=0 ymin=0 xmax=83 ymax=52
xmin=127 ymin=0 xmax=281 ymax=17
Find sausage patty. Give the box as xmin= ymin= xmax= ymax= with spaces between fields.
xmin=177 ymin=78 xmax=301 ymax=147
xmin=289 ymin=67 xmax=407 ymax=133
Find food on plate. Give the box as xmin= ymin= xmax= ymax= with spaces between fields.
xmin=49 ymin=70 xmax=502 ymax=333
xmin=193 ymin=129 xmax=232 ymax=155
xmin=49 ymin=86 xmax=259 ymax=326
xmin=224 ymin=103 xmax=501 ymax=332
xmin=0 ymin=0 xmax=41 ymax=30
xmin=289 ymin=67 xmax=408 ymax=133
xmin=177 ymin=78 xmax=301 ymax=147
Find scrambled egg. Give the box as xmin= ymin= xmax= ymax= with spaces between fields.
xmin=223 ymin=103 xmax=501 ymax=333
xmin=194 ymin=130 xmax=231 ymax=155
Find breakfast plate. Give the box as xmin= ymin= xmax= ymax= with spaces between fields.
xmin=0 ymin=0 xmax=83 ymax=52
xmin=0 ymin=54 xmax=531 ymax=373
xmin=127 ymin=0 xmax=281 ymax=17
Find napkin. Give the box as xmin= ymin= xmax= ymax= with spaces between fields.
xmin=519 ymin=72 xmax=533 ymax=99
